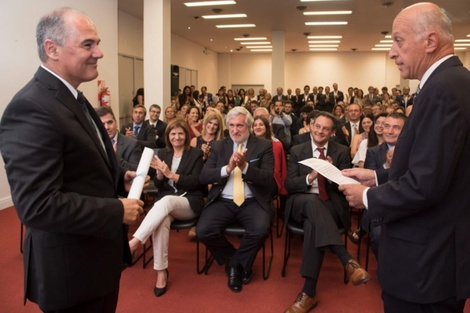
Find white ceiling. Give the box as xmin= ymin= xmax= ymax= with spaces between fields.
xmin=118 ymin=0 xmax=470 ymax=53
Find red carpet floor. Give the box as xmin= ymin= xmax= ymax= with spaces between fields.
xmin=0 ymin=206 xmax=467 ymax=313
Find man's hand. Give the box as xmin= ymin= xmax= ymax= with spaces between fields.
xmin=342 ymin=168 xmax=376 ymax=187
xmin=120 ymin=198 xmax=144 ymax=224
xmin=338 ymin=184 xmax=367 ymax=209
xmin=124 ymin=171 xmax=150 ymax=192
xmin=227 ymin=146 xmax=247 ymax=174
xmin=124 ymin=127 xmax=134 ymax=138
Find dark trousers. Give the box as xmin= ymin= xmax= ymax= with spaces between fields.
xmin=290 ymin=194 xmax=343 ymax=279
xmin=382 ymin=291 xmax=466 ymax=313
xmin=42 ymin=287 xmax=119 ymax=313
xmin=196 ymin=198 xmax=270 ymax=271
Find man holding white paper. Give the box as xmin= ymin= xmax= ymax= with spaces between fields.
xmin=283 ymin=112 xmax=369 ymax=313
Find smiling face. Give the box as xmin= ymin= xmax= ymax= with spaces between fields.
xmin=168 ymin=127 xmax=186 ymax=149
xmin=205 ymin=118 xmax=219 ymax=135
xmin=310 ymin=115 xmax=335 ymax=147
xmin=253 ymin=118 xmax=267 ymax=138
xmin=228 ymin=114 xmax=250 ymax=144
xmin=44 ymin=11 xmax=103 ymax=88
xmin=99 ymin=113 xmax=117 ymax=139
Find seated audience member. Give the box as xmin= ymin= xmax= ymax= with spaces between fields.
xmin=133 ymin=88 xmax=144 ymax=106
xmin=144 ymin=104 xmax=167 ymax=148
xmin=284 ymin=101 xmax=300 ymax=138
xmin=190 ymin=110 xmax=225 ymax=162
xmin=252 ymin=115 xmax=288 ymax=213
xmin=351 ymin=113 xmax=386 ymax=169
xmin=253 ymin=107 xmax=290 ymax=153
xmin=128 ymin=119 xmax=205 ymax=297
xmin=292 ymin=110 xmax=318 ymax=146
xmin=332 ymin=104 xmax=345 ymax=123
xmin=284 ymin=112 xmax=369 ymax=313
xmin=350 ymin=113 xmax=374 ymax=160
xmin=120 ymin=105 xmax=157 ymax=149
xmin=297 ymin=105 xmax=314 ymax=135
xmin=270 ymin=100 xmax=292 ymax=150
xmin=165 ymin=106 xmax=177 ymax=124
xmin=339 ymin=103 xmax=363 ymax=147
xmin=96 ymin=106 xmax=141 ymax=171
xmin=177 ymin=104 xmax=190 ymax=121
xmin=187 ymin=106 xmax=203 ymax=141
xmin=361 ymin=112 xmax=407 ymax=258
xmin=196 ymin=107 xmax=277 ymax=293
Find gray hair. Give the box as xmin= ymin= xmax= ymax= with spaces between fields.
xmin=36 ymin=8 xmax=77 ymax=62
xmin=226 ymin=106 xmax=254 ymax=129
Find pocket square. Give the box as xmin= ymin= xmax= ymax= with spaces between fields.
xmin=250 ymin=158 xmax=260 ymax=163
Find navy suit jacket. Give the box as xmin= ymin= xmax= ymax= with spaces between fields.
xmin=368 ymin=56 xmax=470 ymax=302
xmin=120 ymin=122 xmax=156 ymax=149
xmin=284 ymin=140 xmax=352 ymax=229
xmin=364 ymin=142 xmax=389 ymax=182
xmin=200 ymin=135 xmax=277 ymax=220
xmin=144 ymin=119 xmax=167 ymax=148
xmin=0 ymin=67 xmax=129 ymax=310
xmin=116 ymin=132 xmax=141 ymax=171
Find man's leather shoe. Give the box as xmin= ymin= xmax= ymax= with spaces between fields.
xmin=345 ymin=259 xmax=370 ymax=286
xmin=227 ymin=265 xmax=243 ymax=293
xmin=241 ymin=269 xmax=252 ymax=284
xmin=284 ymin=292 xmax=318 ymax=313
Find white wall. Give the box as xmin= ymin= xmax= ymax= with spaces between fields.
xmin=0 ymin=0 xmax=119 ymax=209
xmin=118 ymin=10 xmax=144 ymax=59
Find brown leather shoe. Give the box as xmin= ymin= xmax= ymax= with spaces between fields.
xmin=284 ymin=292 xmax=318 ymax=313
xmin=345 ymin=259 xmax=370 ymax=286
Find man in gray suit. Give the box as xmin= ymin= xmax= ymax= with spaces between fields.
xmin=96 ymin=106 xmax=142 ymax=171
xmin=0 ymin=8 xmax=143 ymax=312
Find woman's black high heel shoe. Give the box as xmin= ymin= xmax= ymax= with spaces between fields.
xmin=154 ymin=269 xmax=169 ymax=297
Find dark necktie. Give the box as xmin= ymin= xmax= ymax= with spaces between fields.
xmin=134 ymin=125 xmax=141 ymax=137
xmin=77 ymin=91 xmax=106 ymax=150
xmin=413 ymin=85 xmax=421 ymax=103
xmin=317 ymin=147 xmax=329 ymax=201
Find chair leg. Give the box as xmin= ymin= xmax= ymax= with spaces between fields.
xmin=276 ymin=197 xmax=284 ymax=238
xmin=142 ymin=238 xmax=153 ymax=269
xmin=262 ymin=228 xmax=274 ymax=280
xmin=281 ymin=227 xmax=291 ymax=277
xmin=196 ymin=240 xmax=214 ymax=275
xmin=20 ymin=223 xmax=24 ymax=254
xmin=365 ymin=235 xmax=370 ymax=271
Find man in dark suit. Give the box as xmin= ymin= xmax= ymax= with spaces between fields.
xmin=144 ymin=104 xmax=167 ymax=149
xmin=120 ymin=105 xmax=156 ymax=149
xmin=96 ymin=106 xmax=142 ymax=171
xmin=340 ymin=3 xmax=470 ymax=312
xmin=272 ymin=87 xmax=287 ymax=103
xmin=362 ymin=112 xmax=406 ymax=258
xmin=339 ymin=103 xmax=363 ymax=147
xmin=396 ymin=86 xmax=414 ymax=109
xmin=197 ymin=107 xmax=277 ymax=293
xmin=0 ymin=8 xmax=144 ymax=313
xmin=331 ymin=83 xmax=344 ymax=104
xmin=283 ymin=112 xmax=369 ymax=313
xmin=292 ymin=88 xmax=304 ymax=117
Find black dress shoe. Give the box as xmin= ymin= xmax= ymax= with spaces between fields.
xmin=154 ymin=269 xmax=169 ymax=297
xmin=227 ymin=265 xmax=243 ymax=293
xmin=242 ymin=269 xmax=252 ymax=284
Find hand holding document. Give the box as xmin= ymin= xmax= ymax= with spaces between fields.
xmin=128 ymin=147 xmax=154 ymax=199
xmin=299 ymin=158 xmax=360 ymax=185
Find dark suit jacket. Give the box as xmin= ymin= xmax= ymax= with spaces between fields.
xmin=341 ymin=119 xmax=364 ymax=147
xmin=200 ymin=135 xmax=277 ymax=220
xmin=368 ymin=56 xmax=470 ymax=302
xmin=120 ymin=122 xmax=156 ymax=149
xmin=144 ymin=119 xmax=167 ymax=148
xmin=396 ymin=94 xmax=413 ymax=108
xmin=284 ymin=140 xmax=352 ymax=229
xmin=272 ymin=94 xmax=287 ymax=103
xmin=293 ymin=132 xmax=311 ymax=146
xmin=364 ymin=142 xmax=389 ymax=182
xmin=155 ymin=147 xmax=205 ymax=215
xmin=0 ymin=67 xmax=129 ymax=310
xmin=116 ymin=132 xmax=141 ymax=171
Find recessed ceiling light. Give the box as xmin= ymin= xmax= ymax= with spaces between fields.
xmin=202 ymin=14 xmax=247 ymax=19
xmin=309 ymin=48 xmax=338 ymax=51
xmin=184 ymin=1 xmax=236 ymax=7
xmin=372 ymin=48 xmax=390 ymax=51
xmin=455 ymin=47 xmax=467 ymax=50
xmin=305 ymin=21 xmax=348 ymax=26
xmin=301 ymin=0 xmax=345 ymax=2
xmin=246 ymin=46 xmax=272 ymax=49
xmin=385 ymin=35 xmax=392 ymax=39
xmin=309 ymin=44 xmax=339 ymax=48
xmin=234 ymin=37 xmax=267 ymax=41
xmin=466 ymin=34 xmax=470 ymax=37
xmin=239 ymin=41 xmax=270 ymax=45
xmin=455 ymin=39 xmax=470 ymax=42
xmin=250 ymin=49 xmax=272 ymax=52
xmin=454 ymin=43 xmax=470 ymax=47
xmin=380 ymin=40 xmax=393 ymax=43
xmin=216 ymin=24 xmax=256 ymax=28
xmin=308 ymin=40 xmax=341 ymax=43
xmin=307 ymin=35 xmax=342 ymax=39
xmin=304 ymin=10 xmax=352 ymax=15
xmin=375 ymin=44 xmax=392 ymax=47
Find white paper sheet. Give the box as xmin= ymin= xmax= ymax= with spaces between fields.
xmin=127 ymin=147 xmax=154 ymax=199
xmin=299 ymin=158 xmax=360 ymax=185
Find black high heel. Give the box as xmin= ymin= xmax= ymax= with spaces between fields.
xmin=153 ymin=269 xmax=169 ymax=297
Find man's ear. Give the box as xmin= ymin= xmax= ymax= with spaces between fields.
xmin=425 ymin=31 xmax=439 ymax=53
xmin=44 ymin=39 xmax=59 ymax=60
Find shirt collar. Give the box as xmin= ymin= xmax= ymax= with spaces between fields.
xmin=419 ymin=54 xmax=453 ymax=89
xmin=41 ymin=64 xmax=78 ymax=98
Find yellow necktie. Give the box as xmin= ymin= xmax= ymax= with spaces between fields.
xmin=233 ymin=143 xmax=245 ymax=206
